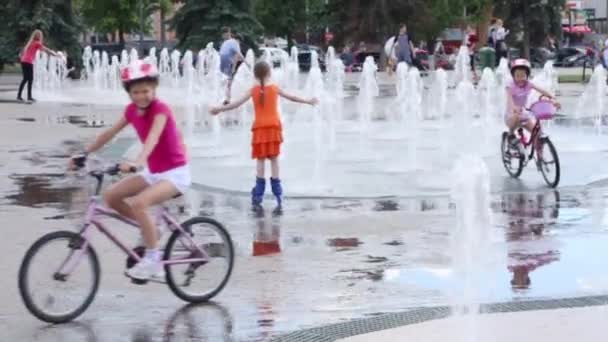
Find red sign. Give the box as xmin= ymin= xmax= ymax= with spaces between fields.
xmin=325 ymin=32 xmax=334 ymax=42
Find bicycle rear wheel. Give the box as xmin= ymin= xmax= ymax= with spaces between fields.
xmin=164 ymin=217 xmax=234 ymax=303
xmin=501 ymin=132 xmax=524 ymax=178
xmin=18 ymin=230 xmax=100 ymax=323
xmin=538 ymin=137 xmax=560 ymax=188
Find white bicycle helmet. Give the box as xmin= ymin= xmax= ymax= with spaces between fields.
xmin=510 ymin=58 xmax=531 ymax=77
xmin=120 ymin=59 xmax=159 ymax=90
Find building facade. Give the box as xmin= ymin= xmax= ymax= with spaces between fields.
xmin=582 ymin=0 xmax=607 ymax=19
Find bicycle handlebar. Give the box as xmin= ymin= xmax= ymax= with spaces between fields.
xmin=71 ymin=155 xmax=138 ymax=195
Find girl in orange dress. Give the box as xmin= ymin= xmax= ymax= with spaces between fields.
xmin=210 ymin=61 xmax=317 ymax=207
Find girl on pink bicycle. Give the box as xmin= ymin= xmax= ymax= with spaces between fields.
xmin=505 ymin=58 xmax=561 ymax=148
xmin=72 ymin=59 xmax=190 ymax=282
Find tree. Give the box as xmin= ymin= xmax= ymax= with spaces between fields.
xmin=80 ymin=0 xmax=170 ymax=45
xmin=494 ymin=0 xmax=565 ymax=59
xmin=170 ymin=0 xmax=262 ymax=50
xmin=327 ymin=0 xmax=491 ymax=47
xmin=156 ymin=0 xmax=174 ymax=47
xmin=0 ymin=0 xmax=82 ymax=72
xmin=254 ymin=0 xmax=306 ymax=43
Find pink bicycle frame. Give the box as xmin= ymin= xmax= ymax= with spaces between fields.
xmin=56 ymin=196 xmax=210 ymax=276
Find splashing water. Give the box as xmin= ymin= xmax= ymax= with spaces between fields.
xmin=148 ymin=47 xmax=158 ymax=67
xmin=357 ymin=56 xmax=379 ymax=132
xmin=452 ymin=46 xmax=471 ymax=86
xmin=302 ymin=50 xmax=327 ymax=183
xmin=159 ymin=48 xmax=170 ymax=76
xmin=451 ymin=155 xmax=493 ymax=342
xmin=170 ymin=50 xmax=182 ymax=86
xmin=129 ymin=48 xmax=138 ymax=64
xmin=110 ymin=55 xmax=121 ymax=90
xmin=182 ymin=50 xmax=195 ymax=93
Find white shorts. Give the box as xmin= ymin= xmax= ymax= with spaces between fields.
xmin=140 ymin=165 xmax=191 ymax=194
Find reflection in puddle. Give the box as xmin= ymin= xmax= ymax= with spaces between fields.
xmin=252 ymin=207 xmax=281 ymax=256
xmin=499 ymin=191 xmax=561 ymax=291
xmin=5 ymin=173 xmax=83 ymax=210
xmin=327 ymin=238 xmax=362 ymax=248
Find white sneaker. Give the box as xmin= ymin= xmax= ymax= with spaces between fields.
xmin=126 ymin=258 xmax=165 ymax=282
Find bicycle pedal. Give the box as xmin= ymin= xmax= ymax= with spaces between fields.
xmin=131 ymin=278 xmax=148 ymax=285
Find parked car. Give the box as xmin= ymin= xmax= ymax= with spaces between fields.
xmin=297 ymin=45 xmax=326 ymax=71
xmin=530 ymin=47 xmax=556 ymax=67
xmin=553 ymin=47 xmax=588 ymax=67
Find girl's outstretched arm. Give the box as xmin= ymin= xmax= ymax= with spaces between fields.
xmin=85 ymin=116 xmax=128 ymax=154
xmin=42 ymin=46 xmax=58 ymax=57
xmin=210 ymin=92 xmax=252 ymax=115
xmin=531 ymin=83 xmax=555 ymax=99
xmin=278 ymin=88 xmax=318 ymax=105
xmin=531 ymin=83 xmax=561 ymax=109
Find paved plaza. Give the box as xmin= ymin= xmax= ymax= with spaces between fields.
xmin=1 ymin=72 xmax=608 ymax=341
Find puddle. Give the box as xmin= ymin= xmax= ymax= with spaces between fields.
xmin=5 ymin=173 xmax=83 ymax=210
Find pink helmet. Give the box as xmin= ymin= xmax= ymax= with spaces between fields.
xmin=510 ymin=58 xmax=531 ymax=77
xmin=120 ymin=59 xmax=159 ymax=87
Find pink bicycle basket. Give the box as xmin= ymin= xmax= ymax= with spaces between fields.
xmin=529 ymin=99 xmax=556 ymax=120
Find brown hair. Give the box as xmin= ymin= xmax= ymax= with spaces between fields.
xmin=254 ymin=61 xmax=271 ymax=106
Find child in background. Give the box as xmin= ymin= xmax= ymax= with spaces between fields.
xmin=210 ymin=61 xmax=317 ymax=208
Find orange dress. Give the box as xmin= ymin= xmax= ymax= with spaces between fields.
xmin=251 ymin=84 xmax=283 ymax=159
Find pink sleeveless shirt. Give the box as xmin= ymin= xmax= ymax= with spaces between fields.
xmin=124 ymin=99 xmax=187 ymax=173
xmin=506 ymin=80 xmax=534 ymax=116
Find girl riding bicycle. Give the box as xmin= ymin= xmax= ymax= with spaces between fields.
xmin=72 ymin=59 xmax=190 ymax=281
xmin=210 ymin=61 xmax=317 ymax=208
xmin=506 ymin=59 xmax=561 ymax=148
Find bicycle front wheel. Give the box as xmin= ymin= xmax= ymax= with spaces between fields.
xmin=501 ymin=132 xmax=524 ymax=178
xmin=538 ymin=137 xmax=560 ymax=188
xmin=164 ymin=217 xmax=234 ymax=303
xmin=18 ymin=230 xmax=100 ymax=324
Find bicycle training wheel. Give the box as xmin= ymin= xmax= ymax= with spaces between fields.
xmin=501 ymin=132 xmax=524 ymax=178
xmin=537 ymin=137 xmax=560 ymax=188
xmin=18 ymin=230 xmax=100 ymax=323
xmin=164 ymin=217 xmax=234 ymax=303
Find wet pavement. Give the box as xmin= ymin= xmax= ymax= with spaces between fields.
xmin=0 ymin=84 xmax=608 ymax=341
xmin=3 ymin=159 xmax=608 ymax=341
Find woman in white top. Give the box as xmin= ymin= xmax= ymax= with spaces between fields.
xmin=493 ymin=19 xmax=510 ymax=63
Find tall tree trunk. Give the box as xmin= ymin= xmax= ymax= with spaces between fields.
xmin=478 ymin=2 xmax=494 ymax=48
xmin=522 ymin=0 xmax=530 ymax=60
xmin=119 ymin=27 xmax=125 ymax=46
xmin=160 ymin=8 xmax=166 ymax=47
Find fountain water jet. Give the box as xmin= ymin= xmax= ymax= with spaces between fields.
xmin=357 ymin=56 xmax=379 ymax=132
xmin=451 ymin=155 xmax=493 ymax=342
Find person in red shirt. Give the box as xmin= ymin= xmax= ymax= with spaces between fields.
xmin=18 ymin=30 xmax=59 ymax=102
xmin=465 ymin=26 xmax=479 ymax=80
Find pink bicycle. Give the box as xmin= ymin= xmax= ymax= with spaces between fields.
xmin=18 ymin=159 xmax=234 ymax=324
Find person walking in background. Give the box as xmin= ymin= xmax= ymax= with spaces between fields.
xmin=340 ymin=45 xmax=355 ymax=72
xmin=389 ymin=24 xmax=415 ymax=68
xmin=466 ymin=25 xmax=478 ymax=80
xmin=17 ymin=29 xmax=59 ymax=103
xmin=219 ymin=27 xmax=246 ymax=104
xmin=493 ymin=19 xmax=509 ymax=64
xmin=488 ymin=19 xmax=497 ymax=48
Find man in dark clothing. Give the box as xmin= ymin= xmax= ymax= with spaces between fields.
xmin=390 ymin=23 xmax=415 ymax=66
